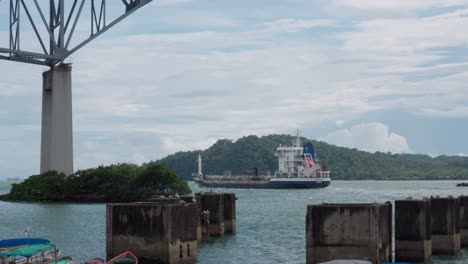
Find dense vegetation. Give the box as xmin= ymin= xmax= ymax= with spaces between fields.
xmin=151 ymin=134 xmax=468 ymax=181
xmin=3 ymin=134 xmax=467 ymax=202
xmin=0 ymin=164 xmax=191 ymax=202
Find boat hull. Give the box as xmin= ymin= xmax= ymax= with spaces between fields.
xmin=107 ymin=251 xmax=138 ymax=264
xmin=194 ymin=178 xmax=331 ymax=189
xmin=45 ymin=256 xmax=73 ymax=264
xmin=81 ymin=258 xmax=105 ymax=264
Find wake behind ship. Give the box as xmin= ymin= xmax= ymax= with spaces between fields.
xmin=193 ymin=134 xmax=331 ymax=189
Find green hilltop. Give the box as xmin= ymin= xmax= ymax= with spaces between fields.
xmin=150 ymin=134 xmax=468 ymax=181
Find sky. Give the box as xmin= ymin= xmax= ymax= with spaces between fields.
xmin=1 ymin=0 xmax=468 ymax=178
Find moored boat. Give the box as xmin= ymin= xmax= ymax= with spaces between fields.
xmin=0 ymin=238 xmax=50 ymax=251
xmin=318 ymin=261 xmax=372 ymax=264
xmin=81 ymin=258 xmax=105 ymax=264
xmin=0 ymin=243 xmax=61 ymax=264
xmin=318 ymin=260 xmax=410 ymax=264
xmin=45 ymin=256 xmax=73 ymax=264
xmin=107 ymin=251 xmax=138 ymax=264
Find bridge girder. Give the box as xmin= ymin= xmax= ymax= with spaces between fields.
xmin=0 ymin=0 xmax=152 ymax=66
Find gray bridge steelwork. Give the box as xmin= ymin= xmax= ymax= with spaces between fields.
xmin=3 ymin=0 xmax=152 ymax=66
xmin=0 ymin=0 xmax=153 ymax=175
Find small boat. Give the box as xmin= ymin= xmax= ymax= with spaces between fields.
xmin=81 ymin=258 xmax=105 ymax=264
xmin=457 ymin=182 xmax=468 ymax=187
xmin=318 ymin=261 xmax=372 ymax=264
xmin=45 ymin=256 xmax=73 ymax=264
xmin=318 ymin=261 xmax=410 ymax=264
xmin=107 ymin=251 xmax=138 ymax=264
xmin=0 ymin=243 xmax=61 ymax=264
xmin=0 ymin=238 xmax=50 ymax=251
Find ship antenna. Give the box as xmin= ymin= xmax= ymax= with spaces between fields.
xmin=198 ymin=154 xmax=203 ymax=176
xmin=295 ymin=129 xmax=301 ymax=148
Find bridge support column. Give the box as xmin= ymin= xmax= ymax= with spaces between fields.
xmin=40 ymin=64 xmax=73 ymax=176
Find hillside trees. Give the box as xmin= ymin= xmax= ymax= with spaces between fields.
xmin=153 ymin=134 xmax=468 ymax=181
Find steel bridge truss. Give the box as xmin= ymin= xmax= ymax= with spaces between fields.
xmin=0 ymin=0 xmax=152 ymax=66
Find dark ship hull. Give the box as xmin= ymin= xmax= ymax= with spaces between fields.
xmin=194 ymin=177 xmax=331 ymax=189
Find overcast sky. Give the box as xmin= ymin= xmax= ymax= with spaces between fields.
xmin=1 ymin=0 xmax=468 ymax=178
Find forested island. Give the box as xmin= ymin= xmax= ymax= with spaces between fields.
xmin=151 ymin=134 xmax=468 ymax=181
xmin=0 ymin=164 xmax=191 ymax=202
xmin=3 ymin=134 xmax=468 ymax=202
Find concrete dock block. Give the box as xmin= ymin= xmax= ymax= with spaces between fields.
xmin=306 ymin=203 xmax=392 ymax=264
xmin=459 ymin=196 xmax=468 ymax=247
xmin=223 ymin=193 xmax=236 ymax=234
xmin=200 ymin=209 xmax=210 ymax=242
xmin=199 ymin=193 xmax=225 ymax=237
xmin=431 ymin=197 xmax=460 ymax=255
xmin=179 ymin=196 xmax=203 ymax=241
xmin=106 ymin=202 xmax=198 ymax=264
xmin=395 ymin=199 xmax=432 ymax=263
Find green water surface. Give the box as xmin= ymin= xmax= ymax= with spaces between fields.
xmin=1 ymin=181 xmax=468 ymax=264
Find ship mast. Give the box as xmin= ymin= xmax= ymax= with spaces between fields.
xmin=295 ymin=129 xmax=301 ymax=148
xmin=198 ymin=154 xmax=203 ymax=176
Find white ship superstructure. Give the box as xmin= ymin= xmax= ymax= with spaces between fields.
xmin=275 ymin=131 xmax=331 ymax=179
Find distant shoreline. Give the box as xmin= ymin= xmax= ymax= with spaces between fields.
xmin=188 ymin=179 xmax=468 ymax=182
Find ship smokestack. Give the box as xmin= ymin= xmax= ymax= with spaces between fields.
xmin=303 ymin=143 xmax=315 ymax=162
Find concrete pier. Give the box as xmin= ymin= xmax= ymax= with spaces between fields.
xmin=431 ymin=197 xmax=460 ymax=255
xmin=40 ymin=64 xmax=73 ymax=176
xmin=180 ymin=196 xmax=204 ymax=241
xmin=199 ymin=193 xmax=225 ymax=237
xmin=306 ymin=203 xmax=392 ymax=264
xmin=459 ymin=196 xmax=468 ymax=247
xmin=200 ymin=209 xmax=210 ymax=242
xmin=395 ymin=199 xmax=432 ymax=262
xmin=106 ymin=202 xmax=198 ymax=264
xmin=223 ymin=193 xmax=236 ymax=234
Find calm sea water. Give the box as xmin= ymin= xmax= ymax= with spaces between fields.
xmin=1 ymin=181 xmax=468 ymax=264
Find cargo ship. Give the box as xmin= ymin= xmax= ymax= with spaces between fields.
xmin=193 ymin=133 xmax=331 ymax=189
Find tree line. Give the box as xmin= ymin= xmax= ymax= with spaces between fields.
xmin=150 ymin=134 xmax=468 ymax=181
xmin=1 ymin=164 xmax=191 ymax=202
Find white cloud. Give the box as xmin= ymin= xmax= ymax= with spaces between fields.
xmin=419 ymin=106 xmax=468 ymax=118
xmin=156 ymin=0 xmax=193 ymax=7
xmin=162 ymin=137 xmax=217 ymax=155
xmin=3 ymin=1 xmax=468 ymax=178
xmin=321 ymin=123 xmax=411 ymax=154
xmin=339 ymin=10 xmax=468 ymax=55
xmin=264 ymin=19 xmax=334 ymax=33
xmin=330 ymin=8 xmax=468 ymax=119
xmin=335 ymin=120 xmax=345 ymax=127
xmin=330 ymin=0 xmax=468 ymax=11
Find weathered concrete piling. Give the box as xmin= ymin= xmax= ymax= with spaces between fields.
xmin=431 ymin=196 xmax=460 ymax=255
xmin=180 ymin=196 xmax=204 ymax=241
xmin=199 ymin=193 xmax=225 ymax=237
xmin=199 ymin=209 xmax=210 ymax=241
xmin=395 ymin=199 xmax=432 ymax=263
xmin=106 ymin=193 xmax=237 ymax=263
xmin=459 ymin=195 xmax=468 ymax=247
xmin=223 ymin=193 xmax=237 ymax=234
xmin=306 ymin=203 xmax=392 ymax=264
xmin=106 ymin=202 xmax=198 ymax=264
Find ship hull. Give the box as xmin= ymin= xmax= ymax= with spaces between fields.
xmin=194 ymin=178 xmax=331 ymax=189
